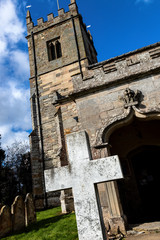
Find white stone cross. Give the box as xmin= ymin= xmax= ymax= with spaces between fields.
xmin=44 ymin=131 xmax=123 ymax=240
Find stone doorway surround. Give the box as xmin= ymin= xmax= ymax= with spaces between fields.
xmin=92 ymin=109 xmax=160 ymax=235
xmin=107 ymin=115 xmax=160 ymax=227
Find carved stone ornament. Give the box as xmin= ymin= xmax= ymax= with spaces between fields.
xmin=120 ymin=88 xmax=142 ymax=109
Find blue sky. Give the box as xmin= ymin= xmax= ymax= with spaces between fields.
xmin=0 ymin=0 xmax=160 ymax=148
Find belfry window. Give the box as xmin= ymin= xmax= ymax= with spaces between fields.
xmin=48 ymin=42 xmax=56 ymax=61
xmin=55 ymin=40 xmax=62 ymax=58
xmin=48 ymin=39 xmax=62 ymax=61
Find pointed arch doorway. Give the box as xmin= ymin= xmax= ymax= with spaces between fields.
xmin=108 ymin=117 xmax=160 ymax=224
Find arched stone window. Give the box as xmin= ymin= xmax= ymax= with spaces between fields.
xmin=47 ymin=38 xmax=62 ymax=61
xmin=55 ymin=40 xmax=62 ymax=59
xmin=48 ymin=42 xmax=56 ymax=61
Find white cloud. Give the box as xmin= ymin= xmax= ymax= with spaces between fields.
xmin=0 ymin=81 xmax=32 ymax=148
xmin=0 ymin=0 xmax=25 ymax=57
xmin=0 ymin=0 xmax=31 ymax=148
xmin=10 ymin=50 xmax=30 ymax=78
xmin=0 ymin=125 xmax=30 ymax=149
xmin=0 ymin=40 xmax=7 ymax=57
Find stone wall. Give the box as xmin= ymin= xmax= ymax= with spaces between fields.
xmin=0 ymin=194 xmax=36 ymax=238
xmin=58 ymin=42 xmax=160 ymax=149
xmin=26 ymin=0 xmax=97 ymax=209
xmin=52 ymin=42 xmax=160 ymax=234
xmin=26 ymin=0 xmax=160 ymax=234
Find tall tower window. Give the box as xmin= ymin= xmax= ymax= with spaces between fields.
xmin=48 ymin=42 xmax=56 ymax=61
xmin=55 ymin=40 xmax=62 ymax=58
xmin=48 ymin=38 xmax=62 ymax=61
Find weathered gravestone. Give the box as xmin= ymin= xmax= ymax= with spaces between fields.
xmin=0 ymin=206 xmax=12 ymax=238
xmin=25 ymin=193 xmax=36 ymax=227
xmin=11 ymin=196 xmax=25 ymax=232
xmin=45 ymin=131 xmax=123 ymax=240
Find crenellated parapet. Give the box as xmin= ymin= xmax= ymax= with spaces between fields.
xmin=26 ymin=0 xmax=78 ymax=35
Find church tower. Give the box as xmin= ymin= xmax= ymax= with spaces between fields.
xmin=26 ymin=0 xmax=160 ymax=235
xmin=26 ymin=0 xmax=97 ymax=209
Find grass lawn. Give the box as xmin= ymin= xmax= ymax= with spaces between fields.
xmin=2 ymin=207 xmax=78 ymax=240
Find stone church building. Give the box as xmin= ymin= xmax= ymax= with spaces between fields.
xmin=26 ymin=0 xmax=160 ymax=234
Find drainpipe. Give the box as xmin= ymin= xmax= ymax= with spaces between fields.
xmin=31 ymin=31 xmax=48 ymax=208
xmin=71 ymin=15 xmax=83 ymax=78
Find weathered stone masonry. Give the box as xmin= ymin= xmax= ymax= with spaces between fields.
xmin=53 ymin=42 xmax=160 ymax=233
xmin=26 ymin=0 xmax=97 ymax=210
xmin=27 ymin=0 xmax=160 ymax=234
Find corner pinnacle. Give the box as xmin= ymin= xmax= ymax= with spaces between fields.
xmin=26 ymin=10 xmax=31 ymax=18
xmin=26 ymin=10 xmax=32 ymax=24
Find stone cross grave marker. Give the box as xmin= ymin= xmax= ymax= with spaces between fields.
xmin=44 ymin=131 xmax=123 ymax=240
